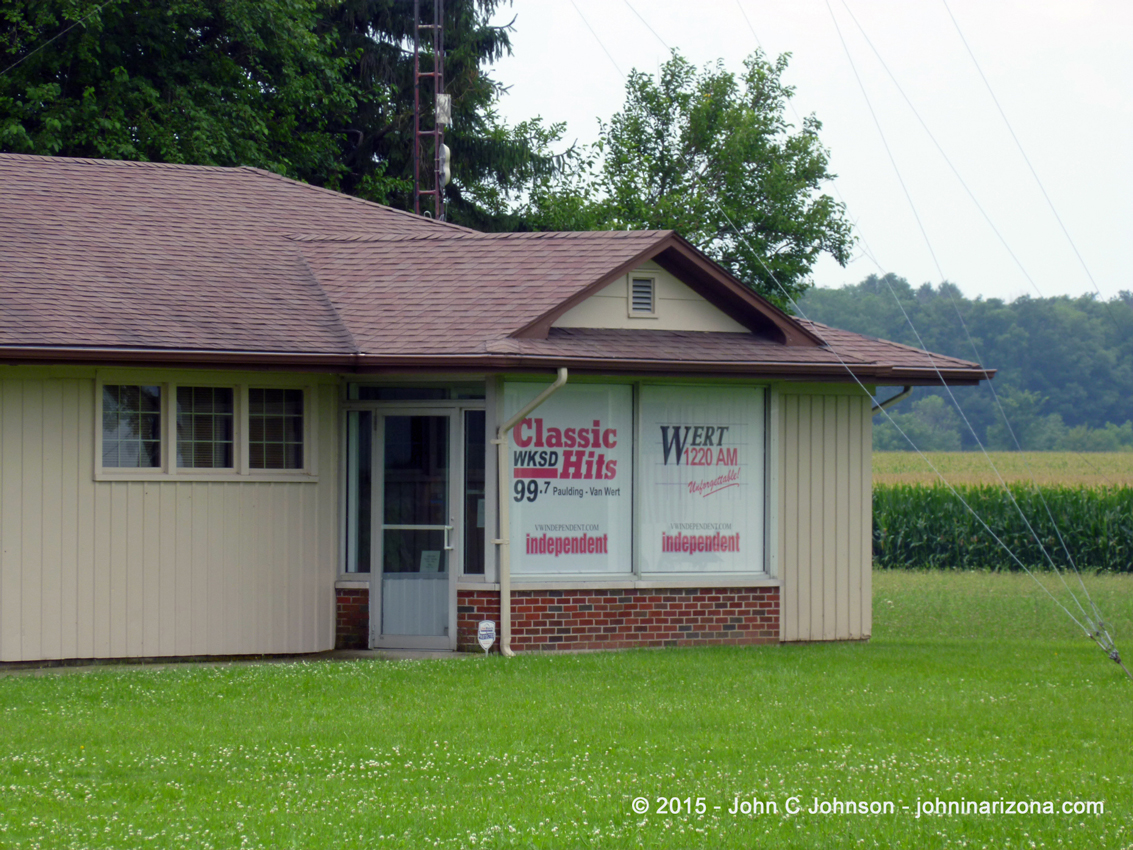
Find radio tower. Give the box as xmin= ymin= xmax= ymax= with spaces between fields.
xmin=413 ymin=0 xmax=450 ymax=219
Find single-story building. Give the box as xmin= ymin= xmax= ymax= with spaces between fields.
xmin=0 ymin=153 xmax=990 ymax=661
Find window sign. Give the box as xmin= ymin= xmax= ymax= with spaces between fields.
xmin=638 ymin=385 xmax=765 ymax=573
xmin=504 ymin=382 xmax=633 ymax=576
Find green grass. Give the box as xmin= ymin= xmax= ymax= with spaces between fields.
xmin=2 ymin=572 xmax=1132 ymax=849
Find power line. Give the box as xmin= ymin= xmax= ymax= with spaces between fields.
xmin=579 ymin=0 xmax=1126 ymax=676
xmin=0 ymin=0 xmax=120 ymax=79
xmin=566 ymin=0 xmax=624 ymax=80
xmin=824 ymin=0 xmax=1118 ymax=657
xmin=622 ymin=0 xmax=671 ymax=52
xmin=939 ymin=0 xmax=1111 ymax=306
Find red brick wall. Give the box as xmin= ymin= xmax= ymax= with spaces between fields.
xmin=457 ymin=587 xmax=779 ymax=652
xmin=335 ymin=588 xmax=369 ymax=649
xmin=341 ymin=586 xmax=781 ymax=652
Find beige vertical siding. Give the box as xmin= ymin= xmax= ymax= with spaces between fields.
xmin=778 ymin=386 xmax=872 ymax=642
xmin=0 ymin=369 xmax=339 ymax=662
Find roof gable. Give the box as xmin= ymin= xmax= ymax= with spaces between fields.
xmin=509 ymin=232 xmax=822 ymax=347
xmin=553 ymin=260 xmax=754 ymax=334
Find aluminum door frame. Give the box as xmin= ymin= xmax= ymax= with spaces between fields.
xmin=369 ymin=406 xmax=460 ymax=650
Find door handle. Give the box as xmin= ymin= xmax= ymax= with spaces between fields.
xmin=443 ymin=523 xmax=455 ymax=551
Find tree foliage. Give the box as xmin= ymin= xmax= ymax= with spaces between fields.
xmin=0 ymin=0 xmax=558 ymax=227
xmin=520 ymin=51 xmax=855 ymax=308
xmin=800 ymin=275 xmax=1133 ymax=450
xmin=1 ymin=0 xmax=357 ymax=179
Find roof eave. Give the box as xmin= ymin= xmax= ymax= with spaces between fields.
xmin=0 ymin=345 xmax=994 ymax=384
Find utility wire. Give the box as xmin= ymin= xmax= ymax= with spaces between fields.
xmin=830 ymin=0 xmax=1113 ymax=627
xmin=586 ymin=0 xmax=1125 ymax=675
xmin=711 ymin=199 xmax=1104 ymax=648
xmin=732 ymin=0 xmax=1120 ymax=671
xmin=622 ymin=0 xmax=671 ymax=52
xmin=834 ymin=0 xmax=1118 ymax=496
xmin=0 ymin=0 xmax=119 ymax=78
xmin=825 ymin=0 xmax=1120 ymax=662
xmin=940 ymin=0 xmax=1112 ymax=307
xmin=567 ymin=0 xmax=624 ymax=79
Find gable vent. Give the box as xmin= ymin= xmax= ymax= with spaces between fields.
xmin=630 ymin=276 xmax=655 ymax=314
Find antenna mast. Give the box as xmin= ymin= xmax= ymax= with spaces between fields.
xmin=413 ymin=0 xmax=449 ymax=220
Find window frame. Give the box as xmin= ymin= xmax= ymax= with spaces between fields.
xmin=95 ymin=375 xmax=317 ymax=482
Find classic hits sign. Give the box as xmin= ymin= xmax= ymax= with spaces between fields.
xmin=504 ymin=382 xmax=633 ymax=575
xmin=638 ymin=385 xmax=765 ymax=573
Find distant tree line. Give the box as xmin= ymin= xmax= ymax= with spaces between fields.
xmin=799 ymin=275 xmax=1133 ymax=451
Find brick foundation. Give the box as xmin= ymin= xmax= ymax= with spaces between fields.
xmin=338 ymin=585 xmax=781 ymax=652
xmin=457 ymin=586 xmax=779 ymax=652
xmin=335 ymin=588 xmax=369 ymax=649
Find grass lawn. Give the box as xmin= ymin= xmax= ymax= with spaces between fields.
xmin=873 ymin=451 xmax=1133 ymax=487
xmin=1 ymin=572 xmax=1131 ymax=849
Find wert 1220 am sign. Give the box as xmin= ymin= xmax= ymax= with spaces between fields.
xmin=504 ymin=383 xmax=632 ymax=576
xmin=638 ymin=385 xmax=764 ymax=574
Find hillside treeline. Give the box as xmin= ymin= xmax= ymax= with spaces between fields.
xmin=799 ymin=275 xmax=1133 ymax=451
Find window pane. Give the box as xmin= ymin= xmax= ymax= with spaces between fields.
xmin=248 ymin=388 xmax=304 ymax=470
xmin=102 ymin=385 xmax=161 ymax=468
xmin=177 ymin=387 xmax=234 ymax=468
xmin=463 ymin=410 xmax=486 ymax=575
xmin=345 ymin=410 xmax=373 ymax=573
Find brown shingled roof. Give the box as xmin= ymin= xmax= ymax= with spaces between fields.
xmin=0 ymin=154 xmax=992 ymax=385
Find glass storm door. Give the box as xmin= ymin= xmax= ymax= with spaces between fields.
xmin=372 ymin=411 xmax=458 ymax=648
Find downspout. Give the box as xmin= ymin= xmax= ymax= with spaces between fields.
xmin=492 ymin=367 xmax=569 ymax=657
xmin=871 ymin=386 xmax=913 ymax=414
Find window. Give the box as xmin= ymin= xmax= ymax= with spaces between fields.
xmin=629 ymin=275 xmax=656 ymax=316
xmin=249 ymin=388 xmax=304 ymax=469
xmin=97 ymin=380 xmax=311 ymax=478
xmin=177 ymin=387 xmax=234 ymax=468
xmin=102 ymin=385 xmax=162 ymax=468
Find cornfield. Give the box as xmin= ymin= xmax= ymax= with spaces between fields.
xmin=873 ymin=483 xmax=1133 ymax=572
xmin=873 ymin=451 xmax=1133 ymax=487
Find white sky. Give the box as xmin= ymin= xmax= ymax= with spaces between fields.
xmin=487 ymin=0 xmax=1133 ymax=302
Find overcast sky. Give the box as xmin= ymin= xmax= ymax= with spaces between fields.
xmin=486 ymin=0 xmax=1132 ymax=303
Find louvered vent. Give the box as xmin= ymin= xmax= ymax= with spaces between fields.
xmin=630 ymin=277 xmax=655 ymax=314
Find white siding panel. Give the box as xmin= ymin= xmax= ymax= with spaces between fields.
xmin=60 ymin=381 xmax=80 ymax=658
xmin=777 ymin=387 xmax=872 ymax=642
xmin=20 ymin=381 xmax=43 ymax=660
xmin=780 ymin=394 xmax=799 ymax=642
xmin=860 ymin=397 xmax=873 ymax=639
xmin=835 ymin=396 xmax=851 ymax=639
xmin=76 ymin=381 xmax=96 ymax=656
xmin=848 ymin=396 xmax=863 ymax=638
xmin=41 ymin=381 xmax=63 ymax=659
xmin=1 ymin=381 xmax=23 ymax=660
xmin=158 ymin=484 xmax=177 ymax=657
xmin=0 ymin=370 xmax=339 ymax=662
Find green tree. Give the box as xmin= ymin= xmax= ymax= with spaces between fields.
xmin=1 ymin=0 xmax=358 ymax=181
xmin=523 ymin=51 xmax=854 ymax=308
xmin=0 ymin=0 xmax=560 ymax=226
xmin=874 ymin=395 xmax=962 ymax=452
xmin=801 ymin=276 xmax=1133 ymax=449
xmin=321 ymin=0 xmax=562 ymax=224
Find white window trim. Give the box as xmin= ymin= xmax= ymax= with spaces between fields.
xmin=626 ymin=274 xmax=658 ymax=318
xmin=94 ymin=375 xmax=317 ymax=483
